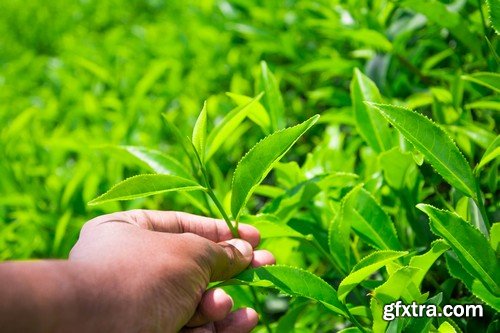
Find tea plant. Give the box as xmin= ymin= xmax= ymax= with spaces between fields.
xmin=1 ymin=0 xmax=499 ymax=332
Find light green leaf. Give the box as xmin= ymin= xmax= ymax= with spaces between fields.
xmin=462 ymin=72 xmax=500 ymax=93
xmin=347 ymin=187 xmax=402 ymax=251
xmin=379 ymin=147 xmax=415 ymax=189
xmin=476 ymin=135 xmax=500 ymax=172
xmin=338 ymin=250 xmax=408 ymax=301
xmin=491 ymin=223 xmax=500 ymax=252
xmin=206 ymin=93 xmax=264 ymax=161
xmin=223 ymin=265 xmax=348 ymax=317
xmin=260 ymin=61 xmax=286 ymax=130
xmin=367 ymin=103 xmax=477 ymax=199
xmin=192 ymin=101 xmax=207 ymax=161
xmin=117 ymin=146 xmax=192 ymax=179
xmin=239 ymin=215 xmax=305 ymax=239
xmin=370 ymin=267 xmax=421 ymax=333
xmin=226 ymin=92 xmax=271 ymax=134
xmin=402 ymin=0 xmax=481 ymax=55
xmin=328 ymin=189 xmax=354 ymax=274
xmin=445 ymin=252 xmax=500 ymax=311
xmin=438 ymin=321 xmax=456 ymax=333
xmin=418 ymin=204 xmax=500 ymax=296
xmin=231 ymin=115 xmax=319 ymax=220
xmin=487 ymin=0 xmax=500 ymax=34
xmin=409 ymin=239 xmax=450 ymax=288
xmin=350 ymin=68 xmax=392 ymax=153
xmin=89 ymin=174 xmax=205 ymax=205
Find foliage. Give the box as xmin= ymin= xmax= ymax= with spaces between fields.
xmin=0 ymin=0 xmax=499 ymax=332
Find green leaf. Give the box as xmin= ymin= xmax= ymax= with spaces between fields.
xmin=89 ymin=174 xmax=205 ymax=205
xmin=347 ymin=187 xmax=402 ymax=251
xmin=231 ymin=115 xmax=319 ymax=220
xmin=445 ymin=252 xmax=500 ymax=311
xmin=418 ymin=204 xmax=500 ymax=296
xmin=404 ymin=293 xmax=443 ymax=333
xmin=437 ymin=321 xmax=456 ymax=333
xmin=260 ymin=61 xmax=286 ymax=130
xmin=350 ymin=68 xmax=392 ymax=153
xmin=379 ymin=147 xmax=415 ymax=189
xmin=192 ymin=101 xmax=207 ymax=161
xmin=223 ymin=265 xmax=348 ymax=317
xmin=491 ymin=223 xmax=500 ymax=252
xmin=367 ymin=103 xmax=477 ymax=199
xmin=476 ymin=135 xmax=500 ymax=172
xmin=226 ymin=92 xmax=271 ymax=134
xmin=370 ymin=266 xmax=421 ymax=333
xmin=328 ymin=189 xmax=354 ymax=274
xmin=408 ymin=239 xmax=450 ymax=288
xmin=117 ymin=146 xmax=192 ymax=179
xmin=487 ymin=0 xmax=500 ymax=34
xmin=206 ymin=93 xmax=264 ymax=161
xmin=402 ymin=0 xmax=482 ymax=56
xmin=462 ymin=72 xmax=500 ymax=93
xmin=239 ymin=215 xmax=305 ymax=239
xmin=338 ymin=250 xmax=408 ymax=301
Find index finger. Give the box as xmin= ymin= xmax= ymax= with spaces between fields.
xmin=122 ymin=210 xmax=261 ymax=248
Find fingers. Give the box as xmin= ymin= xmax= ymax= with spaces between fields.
xmin=252 ymin=250 xmax=276 ymax=267
xmin=185 ymin=289 xmax=233 ymax=327
xmin=181 ymin=308 xmax=258 ymax=333
xmin=208 ymin=238 xmax=254 ymax=281
xmin=214 ymin=308 xmax=259 ymax=333
xmin=122 ymin=210 xmax=260 ymax=247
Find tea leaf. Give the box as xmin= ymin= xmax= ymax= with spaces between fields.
xmin=231 ymin=115 xmax=319 ymax=220
xmin=487 ymin=0 xmax=500 ymax=34
xmin=223 ymin=265 xmax=348 ymax=316
xmin=117 ymin=146 xmax=192 ymax=179
xmin=89 ymin=174 xmax=205 ymax=205
xmin=206 ymin=93 xmax=264 ymax=160
xmin=462 ymin=72 xmax=500 ymax=93
xmin=350 ymin=68 xmax=392 ymax=153
xmin=437 ymin=321 xmax=456 ymax=333
xmin=418 ymin=204 xmax=500 ymax=296
xmin=367 ymin=103 xmax=477 ymax=199
xmin=328 ymin=189 xmax=354 ymax=274
xmin=402 ymin=0 xmax=481 ymax=55
xmin=260 ymin=61 xmax=286 ymax=130
xmin=347 ymin=187 xmax=402 ymax=251
xmin=370 ymin=266 xmax=421 ymax=333
xmin=226 ymin=92 xmax=271 ymax=134
xmin=192 ymin=101 xmax=207 ymax=162
xmin=338 ymin=250 xmax=408 ymax=301
xmin=445 ymin=252 xmax=500 ymax=311
xmin=476 ymin=135 xmax=500 ymax=172
xmin=491 ymin=223 xmax=500 ymax=252
xmin=409 ymin=239 xmax=450 ymax=288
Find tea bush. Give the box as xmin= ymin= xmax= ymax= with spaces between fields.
xmin=0 ymin=0 xmax=498 ymax=332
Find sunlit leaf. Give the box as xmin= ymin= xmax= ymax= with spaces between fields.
xmin=89 ymin=174 xmax=205 ymax=205
xmin=418 ymin=204 xmax=500 ymax=295
xmin=367 ymin=103 xmax=477 ymax=199
xmin=231 ymin=115 xmax=319 ymax=220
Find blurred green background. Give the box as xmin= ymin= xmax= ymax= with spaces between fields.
xmin=0 ymin=0 xmax=497 ymax=261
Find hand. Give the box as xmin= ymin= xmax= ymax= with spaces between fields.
xmin=69 ymin=210 xmax=275 ymax=333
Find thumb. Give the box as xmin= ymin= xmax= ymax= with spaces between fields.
xmin=208 ymin=239 xmax=253 ymax=281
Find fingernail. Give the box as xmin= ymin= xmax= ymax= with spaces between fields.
xmin=225 ymin=239 xmax=253 ymax=257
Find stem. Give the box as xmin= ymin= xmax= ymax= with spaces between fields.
xmin=476 ymin=0 xmax=487 ymax=36
xmin=249 ymin=287 xmax=272 ymax=333
xmin=207 ymin=188 xmax=239 ymax=238
xmin=346 ymin=307 xmax=367 ymax=333
xmin=189 ymin=141 xmax=240 ymax=238
xmin=307 ymin=236 xmax=346 ymax=276
xmin=474 ymin=182 xmax=491 ymax=232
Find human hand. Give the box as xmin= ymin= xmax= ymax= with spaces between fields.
xmin=69 ymin=210 xmax=275 ymax=333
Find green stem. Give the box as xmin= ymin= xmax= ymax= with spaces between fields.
xmin=476 ymin=0 xmax=487 ymax=36
xmin=307 ymin=236 xmax=346 ymax=276
xmin=207 ymin=188 xmax=239 ymax=238
xmin=250 ymin=287 xmax=272 ymax=333
xmin=346 ymin=308 xmax=367 ymax=333
xmin=474 ymin=181 xmax=491 ymax=232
